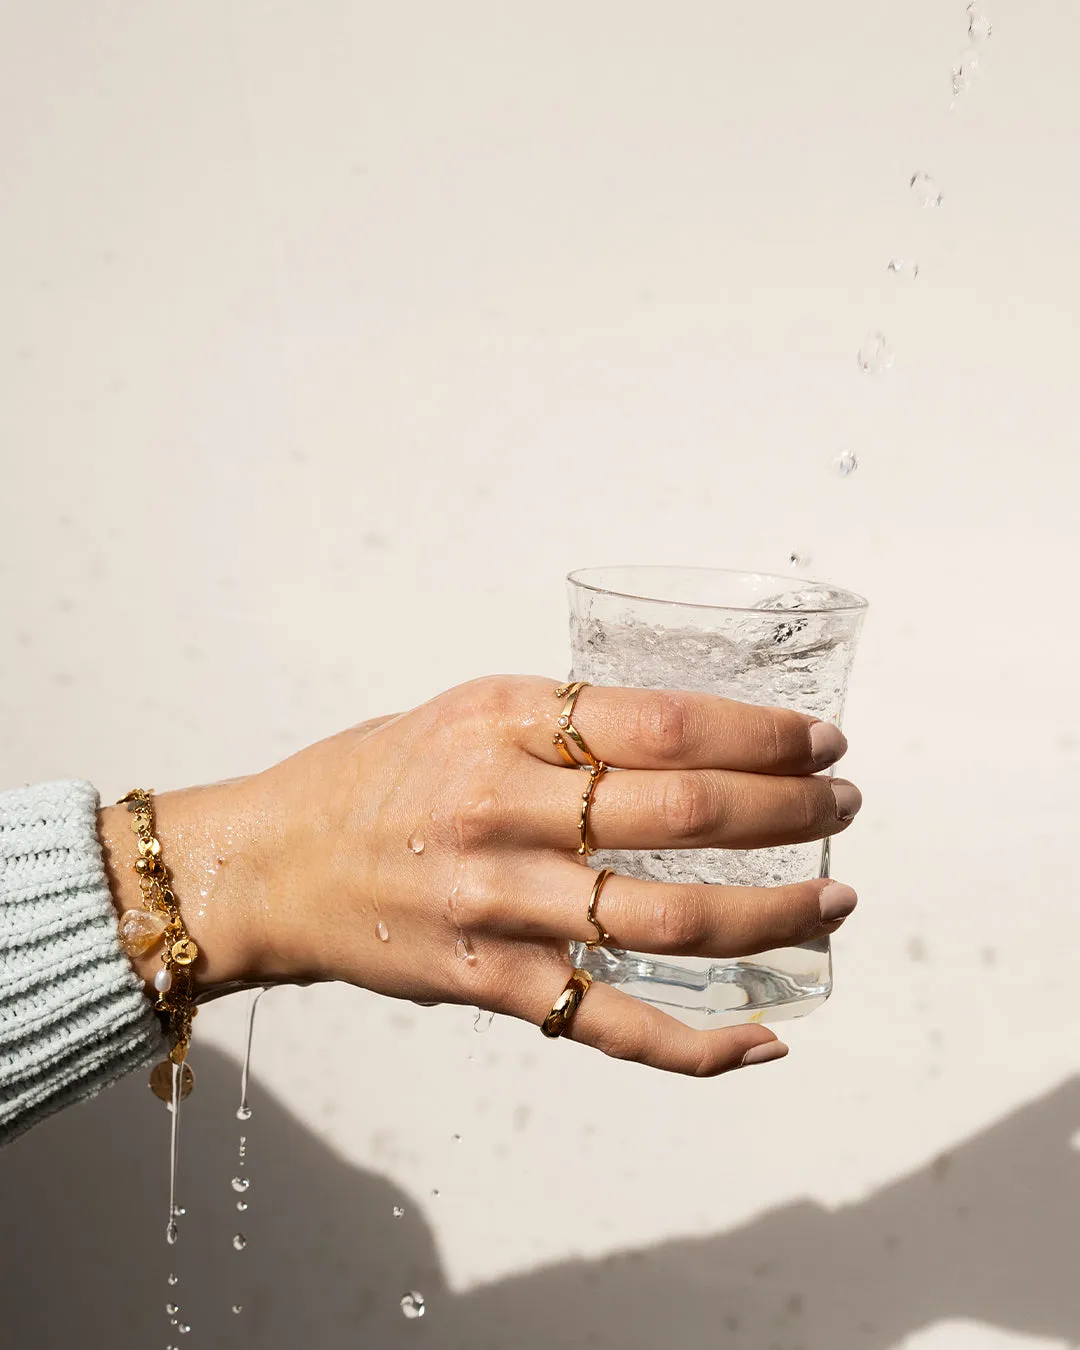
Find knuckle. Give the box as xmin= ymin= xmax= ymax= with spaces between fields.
xmin=634 ymin=691 xmax=693 ymax=762
xmin=452 ymin=785 xmax=503 ymax=850
xmin=653 ymin=886 xmax=711 ymax=951
xmin=457 ymin=674 xmax=514 ymax=722
xmin=660 ymin=771 xmax=713 ymax=842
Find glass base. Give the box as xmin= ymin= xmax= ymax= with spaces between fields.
xmin=569 ymin=938 xmax=833 ymax=1030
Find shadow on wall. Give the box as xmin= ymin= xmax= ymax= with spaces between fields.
xmin=1 ymin=1047 xmax=1078 ymax=1350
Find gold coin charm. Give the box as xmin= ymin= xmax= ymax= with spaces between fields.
xmin=170 ymin=937 xmax=199 ymax=965
xmin=149 ymin=1059 xmax=195 ymax=1103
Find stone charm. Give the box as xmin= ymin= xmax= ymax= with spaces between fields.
xmin=118 ymin=908 xmax=168 ymax=958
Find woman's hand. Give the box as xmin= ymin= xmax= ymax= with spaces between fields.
xmin=99 ymin=675 xmax=861 ymax=1076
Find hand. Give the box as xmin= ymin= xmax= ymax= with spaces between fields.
xmin=99 ymin=676 xmax=861 ymax=1076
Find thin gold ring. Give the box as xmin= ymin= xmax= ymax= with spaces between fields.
xmin=553 ymin=681 xmax=601 ymax=770
xmin=540 ymin=968 xmax=593 ymax=1039
xmin=585 ymin=868 xmax=614 ymax=948
xmin=577 ymin=762 xmax=608 ymax=857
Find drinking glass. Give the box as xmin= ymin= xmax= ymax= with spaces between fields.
xmin=566 ymin=566 xmax=868 ymax=1028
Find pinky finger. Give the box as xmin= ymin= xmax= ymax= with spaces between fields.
xmin=514 ymin=954 xmax=790 ymax=1077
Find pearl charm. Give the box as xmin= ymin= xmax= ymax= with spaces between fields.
xmin=154 ymin=967 xmax=173 ymax=993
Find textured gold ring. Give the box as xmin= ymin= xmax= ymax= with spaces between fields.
xmin=585 ymin=867 xmax=614 ymax=948
xmin=540 ymin=968 xmax=593 ymax=1039
xmin=577 ymin=763 xmax=608 ymax=857
xmin=553 ymin=681 xmax=601 ymax=769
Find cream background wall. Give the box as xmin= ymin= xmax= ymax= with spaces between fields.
xmin=2 ymin=3 xmax=1078 ymax=1347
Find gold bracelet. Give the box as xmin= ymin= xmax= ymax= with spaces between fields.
xmin=116 ymin=788 xmax=198 ymax=1103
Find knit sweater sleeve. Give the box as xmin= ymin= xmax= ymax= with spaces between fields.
xmin=0 ymin=780 xmax=163 ymax=1146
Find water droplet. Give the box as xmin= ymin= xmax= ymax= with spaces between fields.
xmin=166 ymin=1304 xmax=179 ymax=1315
xmin=455 ymin=936 xmax=474 ymax=962
xmin=178 ymin=1326 xmax=191 ymax=1336
xmin=400 ymin=1292 xmax=426 ymax=1320
xmin=833 ymin=451 xmax=858 ymax=477
xmin=967 ymin=4 xmax=991 ymax=41
xmin=167 ymin=1273 xmax=178 ymax=1286
xmin=236 ymin=1105 xmax=252 ymax=1121
xmin=473 ymin=1008 xmax=495 ymax=1034
xmin=430 ymin=1187 xmax=440 ymax=1198
xmin=910 ymin=172 xmax=943 ymax=208
xmin=452 ymin=1133 xmax=462 ymax=1144
xmin=788 ymin=552 xmax=813 ymax=569
xmin=231 ymin=1176 xmax=250 ymax=1193
xmin=407 ymin=832 xmax=425 ymax=854
xmin=232 ymin=1234 xmax=247 ymax=1251
xmin=376 ymin=920 xmax=390 ymax=943
xmin=886 ymin=258 xmax=919 ymax=280
xmin=393 ymin=1204 xmax=406 ymax=1218
xmin=856 ymin=331 xmax=894 ymax=375
xmin=238 ymin=1136 xmax=246 ymax=1156
xmin=166 ymin=1221 xmax=179 ymax=1246
xmin=172 ymin=1207 xmax=186 ymax=1218
xmin=951 ymin=47 xmax=980 ymax=98
xmin=232 ymin=1305 xmax=243 ymax=1315
xmin=236 ymin=1200 xmax=249 ymax=1212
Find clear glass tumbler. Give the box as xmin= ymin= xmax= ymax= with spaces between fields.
xmin=567 ymin=566 xmax=868 ymax=1029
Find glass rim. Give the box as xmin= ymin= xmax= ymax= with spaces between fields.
xmin=566 ymin=565 xmax=869 ymax=616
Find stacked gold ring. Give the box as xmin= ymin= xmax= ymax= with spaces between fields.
xmin=553 ymin=681 xmax=608 ymax=857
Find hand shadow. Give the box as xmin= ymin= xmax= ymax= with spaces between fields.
xmin=1 ymin=1047 xmax=1077 ymax=1349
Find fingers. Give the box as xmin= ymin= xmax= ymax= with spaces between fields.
xmin=518 ymin=759 xmax=861 ymax=852
xmin=500 ymin=947 xmax=788 ymax=1077
xmin=520 ymin=679 xmax=847 ymax=775
xmin=486 ymin=854 xmax=857 ymax=956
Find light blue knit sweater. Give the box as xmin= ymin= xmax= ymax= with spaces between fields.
xmin=0 ymin=780 xmax=162 ymax=1145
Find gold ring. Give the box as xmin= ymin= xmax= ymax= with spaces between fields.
xmin=540 ymin=968 xmax=593 ymax=1039
xmin=553 ymin=681 xmax=601 ymax=769
xmin=585 ymin=868 xmax=614 ymax=947
xmin=577 ymin=762 xmax=608 ymax=857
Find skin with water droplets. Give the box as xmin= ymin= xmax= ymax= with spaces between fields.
xmin=406 ymin=832 xmax=425 ymax=854
xmin=376 ymin=920 xmax=390 ymax=942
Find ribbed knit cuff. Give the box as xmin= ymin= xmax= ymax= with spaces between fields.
xmin=0 ymin=780 xmax=163 ymax=1146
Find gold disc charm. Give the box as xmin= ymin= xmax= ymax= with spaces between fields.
xmin=149 ymin=1059 xmax=195 ymax=1103
xmin=170 ymin=937 xmax=199 ymax=965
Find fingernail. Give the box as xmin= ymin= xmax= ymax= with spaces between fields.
xmin=809 ymin=721 xmax=847 ymax=768
xmin=819 ymin=880 xmax=858 ymax=922
xmin=831 ymin=779 xmax=862 ymax=821
xmin=740 ymin=1041 xmax=789 ymax=1068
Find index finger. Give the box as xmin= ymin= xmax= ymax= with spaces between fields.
xmin=524 ymin=680 xmax=847 ymax=774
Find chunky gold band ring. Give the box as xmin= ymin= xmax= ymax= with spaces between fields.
xmin=585 ymin=867 xmax=614 ymax=948
xmin=540 ymin=968 xmax=593 ymax=1039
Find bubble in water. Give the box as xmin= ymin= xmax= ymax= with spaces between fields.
xmin=166 ymin=1304 xmax=179 ymax=1315
xmin=393 ymin=1205 xmax=406 ymax=1218
xmin=231 ymin=1176 xmax=250 ymax=1193
xmin=473 ymin=1008 xmax=495 ymax=1034
xmin=237 ymin=1200 xmax=249 ymax=1212
xmin=407 ymin=832 xmax=425 ymax=855
xmin=886 ymin=258 xmax=919 ymax=280
xmin=833 ymin=451 xmax=859 ymax=477
xmin=232 ymin=1234 xmax=247 ymax=1251
xmin=455 ymin=936 xmax=475 ymax=963
xmin=910 ymin=172 xmax=943 ymax=208
xmin=400 ymin=1292 xmax=426 ymax=1320
xmin=167 ymin=1274 xmax=178 ymax=1287
xmin=951 ymin=47 xmax=980 ymax=98
xmin=376 ymin=920 xmax=390 ymax=942
xmin=236 ymin=1105 xmax=252 ymax=1122
xmin=967 ymin=4 xmax=991 ymax=41
xmin=232 ymin=1305 xmax=243 ymax=1315
xmin=856 ymin=332 xmax=894 ymax=375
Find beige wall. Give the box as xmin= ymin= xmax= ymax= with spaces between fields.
xmin=2 ymin=2 xmax=1078 ymax=1347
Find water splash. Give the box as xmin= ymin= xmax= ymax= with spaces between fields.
xmin=236 ymin=988 xmax=265 ymax=1122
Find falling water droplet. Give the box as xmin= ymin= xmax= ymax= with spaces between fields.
xmin=400 ymin=1292 xmax=426 ymax=1320
xmin=833 ymin=451 xmax=859 ymax=477
xmin=232 ymin=1305 xmax=243 ymax=1315
xmin=393 ymin=1205 xmax=406 ymax=1218
xmin=376 ymin=920 xmax=390 ymax=942
xmin=967 ymin=4 xmax=992 ymax=41
xmin=407 ymin=832 xmax=425 ymax=855
xmin=167 ymin=1273 xmax=178 ymax=1287
xmin=951 ymin=47 xmax=980 ymax=98
xmin=173 ymin=1207 xmax=186 ymax=1218
xmin=236 ymin=988 xmax=265 ymax=1122
xmin=455 ymin=936 xmax=474 ymax=962
xmin=166 ymin=1304 xmax=179 ymax=1315
xmin=238 ymin=1136 xmax=246 ymax=1158
xmin=452 ymin=1133 xmax=462 ymax=1144
xmin=856 ymin=332 xmax=894 ymax=375
xmin=788 ymin=552 xmax=813 ymax=569
xmin=233 ymin=1234 xmax=247 ymax=1251
xmin=237 ymin=1200 xmax=249 ymax=1212
xmin=473 ymin=1008 xmax=495 ymax=1034
xmin=910 ymin=172 xmax=943 ymax=208
xmin=430 ymin=1188 xmax=440 ymax=1198
xmin=231 ymin=1177 xmax=250 ymax=1193
xmin=178 ymin=1326 xmax=191 ymax=1336
xmin=166 ymin=1221 xmax=178 ymax=1246
xmin=886 ymin=258 xmax=919 ymax=280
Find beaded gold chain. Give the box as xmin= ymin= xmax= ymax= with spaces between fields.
xmin=117 ymin=788 xmax=199 ymax=1102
